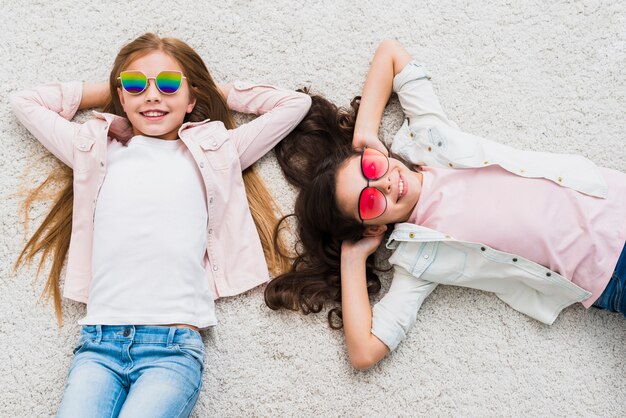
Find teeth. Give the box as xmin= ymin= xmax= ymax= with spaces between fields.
xmin=143 ymin=111 xmax=166 ymax=117
xmin=398 ymin=178 xmax=404 ymax=199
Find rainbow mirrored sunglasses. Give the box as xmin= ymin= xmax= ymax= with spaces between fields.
xmin=118 ymin=70 xmax=187 ymax=95
xmin=358 ymin=147 xmax=390 ymax=223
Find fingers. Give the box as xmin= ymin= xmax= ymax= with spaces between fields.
xmin=363 ymin=224 xmax=387 ymax=237
xmin=352 ymin=138 xmax=389 ymax=157
xmin=371 ymin=141 xmax=389 ymax=156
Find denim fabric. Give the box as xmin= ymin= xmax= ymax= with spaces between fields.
xmin=56 ymin=325 xmax=204 ymax=418
xmin=593 ymin=243 xmax=626 ymax=316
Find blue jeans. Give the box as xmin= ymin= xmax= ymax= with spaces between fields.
xmin=592 ymin=243 xmax=626 ymax=316
xmin=57 ymin=325 xmax=204 ymax=418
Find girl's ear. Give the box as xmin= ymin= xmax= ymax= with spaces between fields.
xmin=117 ymin=88 xmax=126 ymax=110
xmin=186 ymin=96 xmax=196 ymax=114
xmin=363 ymin=224 xmax=387 ymax=237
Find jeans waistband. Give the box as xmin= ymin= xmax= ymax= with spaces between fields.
xmin=81 ymin=325 xmax=201 ymax=345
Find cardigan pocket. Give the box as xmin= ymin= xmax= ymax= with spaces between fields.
xmin=72 ymin=136 xmax=95 ymax=173
xmin=427 ymin=126 xmax=477 ymax=167
xmin=199 ymin=131 xmax=237 ymax=170
xmin=419 ymin=242 xmax=467 ymax=283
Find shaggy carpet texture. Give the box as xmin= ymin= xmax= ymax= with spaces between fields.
xmin=1 ymin=1 xmax=625 ymax=416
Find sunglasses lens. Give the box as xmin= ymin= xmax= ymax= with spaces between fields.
xmin=120 ymin=72 xmax=147 ymax=94
xmin=156 ymin=71 xmax=183 ymax=94
xmin=362 ymin=148 xmax=389 ymax=180
xmin=359 ymin=187 xmax=387 ymax=220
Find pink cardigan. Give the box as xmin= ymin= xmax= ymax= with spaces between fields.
xmin=10 ymin=80 xmax=311 ymax=303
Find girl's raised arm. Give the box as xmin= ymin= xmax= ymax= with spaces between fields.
xmin=353 ymin=40 xmax=412 ymax=155
xmin=11 ymin=81 xmax=111 ymax=169
xmin=341 ymin=236 xmax=438 ymax=369
xmin=340 ymin=234 xmax=391 ymax=369
xmin=79 ymin=82 xmax=110 ymax=110
xmin=11 ymin=82 xmax=87 ymax=168
xmin=226 ymin=82 xmax=312 ymax=171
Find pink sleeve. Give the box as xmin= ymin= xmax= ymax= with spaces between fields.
xmin=10 ymin=81 xmax=83 ymax=168
xmin=226 ymin=81 xmax=312 ymax=170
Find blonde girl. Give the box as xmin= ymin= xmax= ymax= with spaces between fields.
xmin=11 ymin=33 xmax=310 ymax=417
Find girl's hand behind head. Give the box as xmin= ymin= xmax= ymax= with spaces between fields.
xmin=353 ymin=132 xmax=389 ymax=156
xmin=341 ymin=225 xmax=387 ymax=260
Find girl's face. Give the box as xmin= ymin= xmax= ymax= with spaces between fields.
xmin=117 ymin=51 xmax=196 ymax=140
xmin=335 ymin=154 xmax=423 ymax=228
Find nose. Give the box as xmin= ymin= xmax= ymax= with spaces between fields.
xmin=144 ymin=79 xmax=161 ymax=103
xmin=370 ymin=175 xmax=392 ymax=195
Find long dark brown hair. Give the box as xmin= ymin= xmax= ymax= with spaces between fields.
xmin=13 ymin=33 xmax=290 ymax=326
xmin=264 ymin=89 xmax=383 ymax=329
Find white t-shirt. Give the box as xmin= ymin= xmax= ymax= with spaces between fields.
xmin=78 ymin=135 xmax=216 ymax=328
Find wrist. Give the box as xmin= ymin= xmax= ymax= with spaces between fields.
xmin=353 ymin=131 xmax=380 ymax=153
xmin=341 ymin=249 xmax=368 ymax=266
xmin=353 ymin=128 xmax=370 ymax=142
xmin=354 ymin=126 xmax=379 ymax=141
xmin=79 ymin=82 xmax=110 ymax=110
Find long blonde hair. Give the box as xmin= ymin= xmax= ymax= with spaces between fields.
xmin=13 ymin=33 xmax=290 ymax=326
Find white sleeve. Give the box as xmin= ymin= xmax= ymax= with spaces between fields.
xmin=371 ymin=265 xmax=438 ymax=351
xmin=392 ymin=60 xmax=459 ymax=131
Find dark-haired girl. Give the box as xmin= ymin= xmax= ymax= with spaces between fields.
xmin=265 ymin=40 xmax=626 ymax=370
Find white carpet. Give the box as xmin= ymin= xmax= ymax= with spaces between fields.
xmin=1 ymin=1 xmax=625 ymax=416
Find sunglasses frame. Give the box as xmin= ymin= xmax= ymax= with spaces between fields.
xmin=357 ymin=147 xmax=390 ymax=224
xmin=117 ymin=70 xmax=187 ymax=95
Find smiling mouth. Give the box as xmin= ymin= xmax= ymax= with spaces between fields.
xmin=140 ymin=111 xmax=169 ymax=120
xmin=397 ymin=174 xmax=407 ymax=202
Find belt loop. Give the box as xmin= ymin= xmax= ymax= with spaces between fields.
xmin=95 ymin=325 xmax=102 ymax=343
xmin=167 ymin=327 xmax=177 ymax=347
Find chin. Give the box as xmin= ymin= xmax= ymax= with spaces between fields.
xmin=141 ymin=126 xmax=170 ymax=137
xmin=143 ymin=128 xmax=165 ymax=136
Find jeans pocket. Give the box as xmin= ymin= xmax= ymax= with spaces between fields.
xmin=72 ymin=336 xmax=93 ymax=355
xmin=174 ymin=343 xmax=205 ymax=368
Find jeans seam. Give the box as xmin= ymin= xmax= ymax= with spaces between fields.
xmin=613 ymin=273 xmax=623 ymax=311
xmin=174 ymin=381 xmax=201 ymax=418
xmin=108 ymin=387 xmax=126 ymax=418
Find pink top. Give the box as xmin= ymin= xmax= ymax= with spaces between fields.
xmin=409 ymin=165 xmax=626 ymax=307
